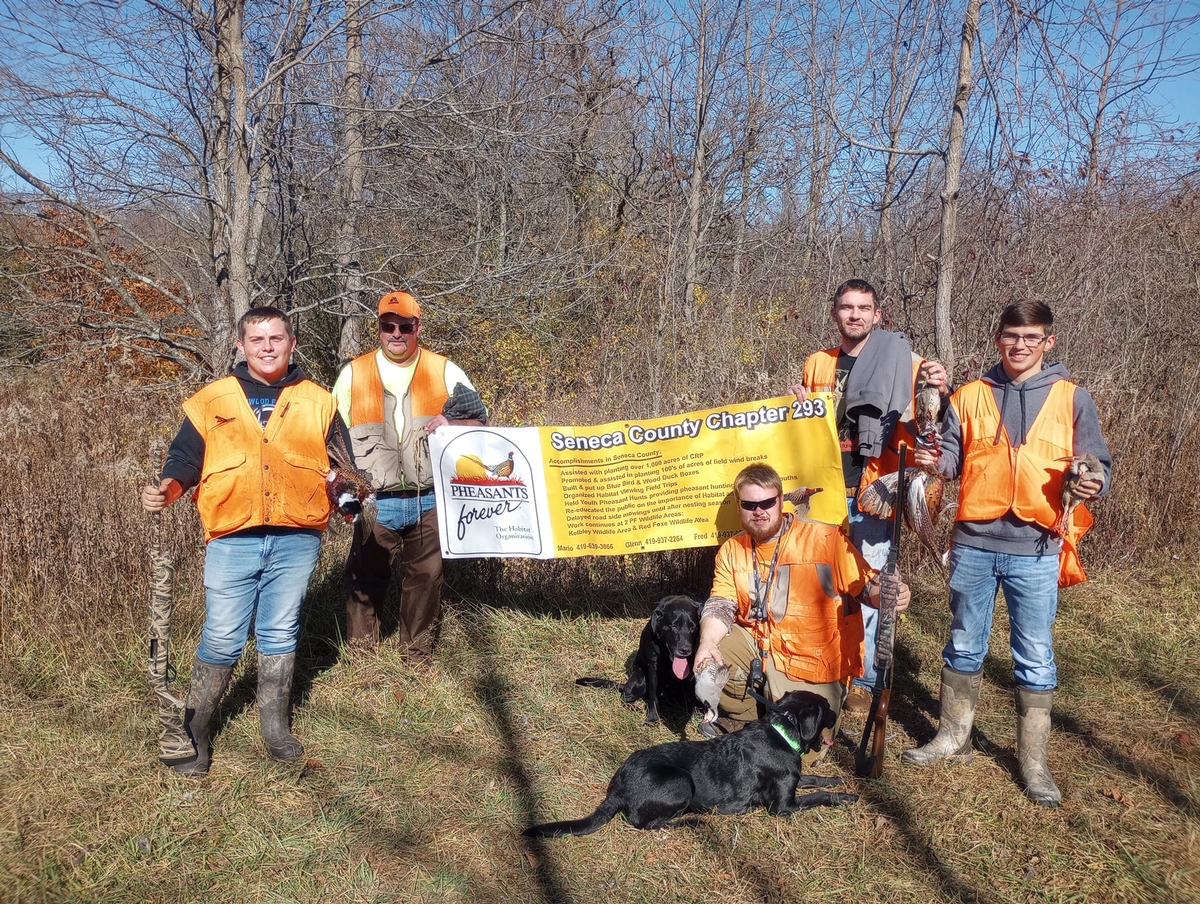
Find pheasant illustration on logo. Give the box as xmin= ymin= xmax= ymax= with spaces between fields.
xmin=453 ymin=451 xmax=519 ymax=485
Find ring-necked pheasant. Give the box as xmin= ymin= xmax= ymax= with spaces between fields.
xmin=325 ymin=431 xmax=377 ymax=527
xmin=1052 ymin=453 xmax=1103 ymax=538
xmin=485 ymin=451 xmax=515 ymax=479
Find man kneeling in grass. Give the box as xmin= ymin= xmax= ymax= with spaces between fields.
xmin=693 ymin=462 xmax=909 ymax=764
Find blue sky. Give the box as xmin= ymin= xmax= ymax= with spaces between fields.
xmin=4 ymin=9 xmax=1200 ymax=191
xmin=1157 ymin=70 xmax=1200 ymax=129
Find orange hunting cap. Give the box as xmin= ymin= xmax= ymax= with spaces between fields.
xmin=378 ymin=290 xmax=421 ymax=319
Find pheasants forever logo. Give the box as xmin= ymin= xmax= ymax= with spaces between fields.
xmin=447 ymin=450 xmax=534 ymax=542
xmin=436 ymin=429 xmax=543 ymax=556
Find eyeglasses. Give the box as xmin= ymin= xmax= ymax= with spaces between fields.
xmin=380 ymin=321 xmax=417 ymax=335
xmin=739 ymin=495 xmax=779 ymax=512
xmin=998 ymin=332 xmax=1048 ymax=347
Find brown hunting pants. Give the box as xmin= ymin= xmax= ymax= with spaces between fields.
xmin=717 ymin=624 xmax=848 ymax=765
xmin=345 ymin=507 xmax=443 ymax=658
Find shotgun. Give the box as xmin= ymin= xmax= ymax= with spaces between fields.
xmin=855 ymin=444 xmax=907 ymax=779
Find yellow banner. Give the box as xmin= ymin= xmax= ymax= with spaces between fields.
xmin=429 ymin=395 xmax=844 ymax=559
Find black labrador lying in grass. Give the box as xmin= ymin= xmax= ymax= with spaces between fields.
xmin=576 ymin=594 xmax=699 ymax=724
xmin=523 ymin=691 xmax=857 ymax=838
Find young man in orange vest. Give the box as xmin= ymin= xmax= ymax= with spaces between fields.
xmin=141 ymin=306 xmax=353 ymax=775
xmin=332 ymin=290 xmax=487 ymax=663
xmin=902 ymin=300 xmax=1110 ymax=807
xmin=693 ymin=462 xmax=910 ymax=755
xmin=791 ymin=279 xmax=948 ymax=715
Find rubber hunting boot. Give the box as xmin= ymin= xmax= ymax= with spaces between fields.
xmin=1016 ymin=687 xmax=1061 ymax=807
xmin=258 ymin=651 xmax=304 ymax=761
xmin=901 ymin=666 xmax=983 ymax=765
xmin=172 ymin=658 xmax=234 ymax=777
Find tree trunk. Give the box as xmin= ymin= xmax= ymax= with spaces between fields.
xmin=337 ymin=0 xmax=368 ymax=362
xmin=682 ymin=0 xmax=710 ymax=325
xmin=224 ymin=0 xmax=252 ymax=327
xmin=933 ymin=0 xmax=980 ymax=377
xmin=879 ymin=137 xmax=900 ymax=300
xmin=1086 ymin=0 xmax=1122 ymax=204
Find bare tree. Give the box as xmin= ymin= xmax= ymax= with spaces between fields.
xmin=0 ymin=0 xmax=330 ymax=370
xmin=932 ymin=0 xmax=981 ymax=373
xmin=1024 ymin=0 xmax=1200 ymax=201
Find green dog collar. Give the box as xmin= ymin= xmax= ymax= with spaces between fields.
xmin=770 ymin=720 xmax=801 ymax=751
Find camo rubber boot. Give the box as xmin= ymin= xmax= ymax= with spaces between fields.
xmin=901 ymin=666 xmax=983 ymax=765
xmin=172 ymin=658 xmax=234 ymax=777
xmin=258 ymin=652 xmax=304 ymax=761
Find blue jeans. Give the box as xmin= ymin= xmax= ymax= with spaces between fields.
xmin=197 ymin=529 xmax=323 ymax=665
xmin=942 ymin=544 xmax=1060 ymax=691
xmin=376 ymin=491 xmax=437 ymax=531
xmin=848 ymin=497 xmax=892 ymax=689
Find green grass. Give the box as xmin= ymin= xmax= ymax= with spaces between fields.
xmin=1 ymin=537 xmax=1197 ymax=903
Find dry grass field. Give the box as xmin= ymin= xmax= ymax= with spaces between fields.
xmin=1 ymin=533 xmax=1197 ymax=904
xmin=0 ymin=379 xmax=1197 ymax=903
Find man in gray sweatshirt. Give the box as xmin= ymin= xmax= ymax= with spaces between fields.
xmin=902 ymin=300 xmax=1111 ymax=808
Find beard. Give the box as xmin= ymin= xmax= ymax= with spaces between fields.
xmin=839 ymin=322 xmax=874 ymax=342
xmin=745 ymin=513 xmax=783 ymax=543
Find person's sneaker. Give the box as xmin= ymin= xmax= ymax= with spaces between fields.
xmin=843 ymin=686 xmax=872 ymax=715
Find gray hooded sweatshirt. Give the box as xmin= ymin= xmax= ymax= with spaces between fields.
xmin=936 ymin=360 xmax=1112 ymax=556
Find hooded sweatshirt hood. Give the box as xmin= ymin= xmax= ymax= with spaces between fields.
xmin=980 ymin=360 xmax=1069 ymax=448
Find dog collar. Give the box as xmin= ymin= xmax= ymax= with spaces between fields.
xmin=770 ymin=720 xmax=801 ymax=751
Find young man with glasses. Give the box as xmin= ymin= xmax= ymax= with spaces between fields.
xmin=332 ymin=290 xmax=487 ymax=662
xmin=902 ymin=300 xmax=1111 ymax=807
xmin=693 ymin=463 xmax=910 ymax=752
xmin=791 ymin=279 xmax=949 ymax=715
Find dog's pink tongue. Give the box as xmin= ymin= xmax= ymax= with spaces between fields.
xmin=673 ymin=657 xmax=691 ymax=680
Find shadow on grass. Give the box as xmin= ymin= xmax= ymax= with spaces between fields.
xmin=448 ymin=595 xmax=579 ymax=904
xmin=442 ymin=549 xmax=716 ymax=620
xmin=881 ymin=583 xmax=1200 ymax=821
xmin=443 ymin=586 xmax=1010 ymax=904
xmin=848 ymin=777 xmax=1007 ymax=904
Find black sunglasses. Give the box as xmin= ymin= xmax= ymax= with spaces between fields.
xmin=739 ymin=495 xmax=779 ymax=512
xmin=380 ymin=321 xmax=417 ymax=335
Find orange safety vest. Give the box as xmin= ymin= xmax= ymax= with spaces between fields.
xmin=951 ymin=379 xmax=1092 ymax=587
xmin=347 ymin=348 xmax=450 ymax=426
xmin=345 ymin=348 xmax=450 ymax=490
xmin=710 ymin=517 xmax=871 ymax=684
xmin=803 ymin=347 xmax=923 ymax=494
xmin=182 ymin=376 xmax=336 ymax=542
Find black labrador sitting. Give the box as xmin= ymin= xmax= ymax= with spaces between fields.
xmin=576 ymin=594 xmax=699 ymax=724
xmin=523 ymin=691 xmax=857 ymax=838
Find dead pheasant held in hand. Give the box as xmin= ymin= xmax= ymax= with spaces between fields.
xmin=1052 ymin=453 xmax=1103 ymax=539
xmin=912 ymin=372 xmax=943 ymax=447
xmin=325 ymin=431 xmax=377 ymax=527
xmin=859 ymin=467 xmax=953 ymax=568
xmin=694 ymin=658 xmax=729 ymax=728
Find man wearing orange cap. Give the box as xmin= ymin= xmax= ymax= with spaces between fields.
xmin=332 ymin=290 xmax=488 ymax=662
